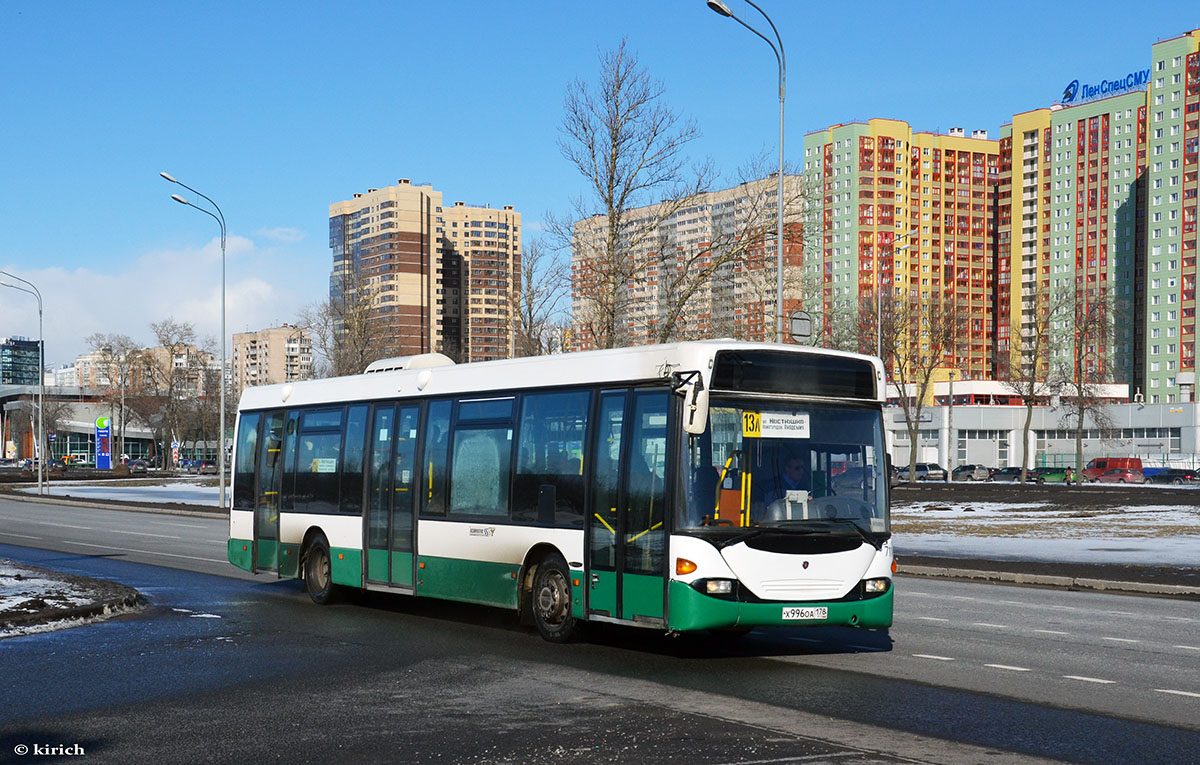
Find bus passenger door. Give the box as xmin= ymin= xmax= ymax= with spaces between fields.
xmin=365 ymin=405 xmax=396 ymax=584
xmin=253 ymin=411 xmax=286 ymax=574
xmin=364 ymin=404 xmax=419 ymax=589
xmin=587 ymin=390 xmax=668 ymax=624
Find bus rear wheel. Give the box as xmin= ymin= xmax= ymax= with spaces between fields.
xmin=304 ymin=534 xmax=338 ymax=605
xmin=531 ymin=555 xmax=577 ymax=642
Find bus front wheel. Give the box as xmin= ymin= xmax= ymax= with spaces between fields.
xmin=304 ymin=534 xmax=338 ymax=605
xmin=531 ymin=555 xmax=577 ymax=643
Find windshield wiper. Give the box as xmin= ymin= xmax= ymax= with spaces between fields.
xmin=754 ymin=519 xmax=886 ymax=550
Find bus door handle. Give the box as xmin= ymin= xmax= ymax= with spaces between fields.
xmin=591 ymin=573 xmax=599 ymax=588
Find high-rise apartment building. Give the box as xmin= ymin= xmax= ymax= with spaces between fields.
xmin=231 ymin=324 xmax=312 ymax=390
xmin=441 ymin=201 xmax=521 ymax=362
xmin=802 ymin=120 xmax=999 ymax=379
xmin=0 ymin=337 xmax=41 ymax=386
xmin=570 ymin=175 xmax=804 ymax=351
xmin=329 ymin=179 xmax=520 ymax=364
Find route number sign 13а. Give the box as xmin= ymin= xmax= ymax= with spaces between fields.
xmin=742 ymin=411 xmax=810 ymax=439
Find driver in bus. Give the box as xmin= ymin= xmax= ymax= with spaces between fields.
xmin=763 ymin=451 xmax=808 ymax=507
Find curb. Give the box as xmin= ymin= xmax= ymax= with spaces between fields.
xmin=0 ymin=491 xmax=225 ymax=520
xmin=899 ymin=564 xmax=1200 ymax=598
xmin=1 ymin=590 xmax=147 ymax=631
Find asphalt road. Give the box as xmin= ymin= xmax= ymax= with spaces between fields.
xmin=1 ymin=496 xmax=1198 ymax=763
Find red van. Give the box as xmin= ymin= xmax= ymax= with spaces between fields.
xmin=1082 ymin=457 xmax=1143 ymax=482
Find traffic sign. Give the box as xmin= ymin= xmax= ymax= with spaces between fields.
xmin=789 ymin=311 xmax=813 ymax=343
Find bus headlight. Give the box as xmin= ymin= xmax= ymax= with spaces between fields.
xmin=863 ymin=578 xmax=890 ymax=594
xmin=706 ymin=579 xmax=734 ymax=595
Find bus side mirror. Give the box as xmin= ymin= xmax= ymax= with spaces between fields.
xmin=683 ymin=388 xmax=709 ymax=435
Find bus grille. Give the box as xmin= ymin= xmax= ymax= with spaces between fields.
xmin=756 ymin=578 xmax=844 ymax=599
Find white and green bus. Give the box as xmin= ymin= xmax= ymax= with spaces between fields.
xmin=228 ymin=341 xmax=893 ymax=641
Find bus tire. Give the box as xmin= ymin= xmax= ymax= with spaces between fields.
xmin=531 ymin=555 xmax=577 ymax=643
xmin=304 ymin=534 xmax=338 ymax=606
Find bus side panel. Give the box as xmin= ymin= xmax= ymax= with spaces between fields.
xmin=229 ymin=509 xmax=254 ymax=572
xmin=228 ymin=538 xmax=253 ymax=572
xmin=330 ymin=547 xmax=362 ymax=587
xmin=417 ymin=556 xmax=520 ymax=609
xmin=622 ymin=573 xmax=665 ymax=622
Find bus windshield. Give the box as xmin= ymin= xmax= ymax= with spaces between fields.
xmin=677 ymin=400 xmax=888 ymax=539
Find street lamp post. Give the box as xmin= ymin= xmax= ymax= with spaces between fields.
xmin=706 ymin=0 xmax=787 ymax=342
xmin=160 ymin=172 xmax=227 ymax=511
xmin=0 ymin=271 xmax=44 ymax=496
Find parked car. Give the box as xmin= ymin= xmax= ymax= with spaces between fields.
xmin=1031 ymin=466 xmax=1074 ymax=484
xmin=1147 ymin=468 xmax=1199 ymax=485
xmin=195 ymin=460 xmax=217 ymax=475
xmin=951 ymin=464 xmax=990 ymax=481
xmin=126 ymin=459 xmax=150 ymax=475
xmin=1096 ymin=467 xmax=1146 ymax=484
xmin=896 ymin=463 xmax=947 ymax=481
xmin=1082 ymin=457 xmax=1143 ymax=482
xmin=991 ymin=466 xmax=1027 ymax=482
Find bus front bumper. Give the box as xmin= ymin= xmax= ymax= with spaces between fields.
xmin=667 ymin=580 xmax=893 ymax=632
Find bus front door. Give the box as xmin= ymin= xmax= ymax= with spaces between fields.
xmin=365 ymin=404 xmax=419 ymax=588
xmin=587 ymin=390 xmax=668 ymax=625
xmin=253 ymin=411 xmax=286 ymax=574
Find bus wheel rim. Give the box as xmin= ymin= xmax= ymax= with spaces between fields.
xmin=537 ymin=570 xmax=569 ymax=626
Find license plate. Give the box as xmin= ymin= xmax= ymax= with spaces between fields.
xmin=782 ymin=606 xmax=827 ymax=621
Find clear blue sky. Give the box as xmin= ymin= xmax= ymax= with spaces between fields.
xmin=2 ymin=0 xmax=1198 ymax=367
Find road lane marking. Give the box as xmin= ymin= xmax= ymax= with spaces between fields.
xmin=1064 ymin=675 xmax=1116 ymax=684
xmin=1101 ymin=637 xmax=1140 ymax=644
xmin=68 ymin=541 xmax=225 ymax=564
xmin=1034 ymin=629 xmax=1070 ymax=636
xmin=36 ymin=521 xmax=93 ymax=530
xmin=146 ymin=521 xmax=207 ymax=529
xmin=913 ymin=654 xmax=955 ymax=661
xmin=985 ymin=664 xmax=1032 ymax=672
xmin=0 ymin=533 xmax=42 ymax=540
xmin=973 ymin=623 xmax=1007 ymax=629
xmin=1174 ymin=645 xmax=1200 ymax=651
xmin=1106 ymin=611 xmax=1135 ymax=616
xmin=916 ymin=616 xmax=949 ymax=622
xmin=109 ymin=529 xmax=182 ymax=539
xmin=1155 ymin=689 xmax=1200 ymax=699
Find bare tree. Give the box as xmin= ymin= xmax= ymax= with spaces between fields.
xmin=996 ymin=290 xmax=1069 ymax=483
xmin=510 ymin=238 xmax=570 ymax=358
xmin=882 ymin=295 xmax=966 ymax=484
xmin=299 ymin=267 xmax=397 ymax=378
xmin=555 ymin=38 xmax=712 ymax=350
xmin=1048 ymin=287 xmax=1123 ymax=484
xmin=85 ymin=333 xmax=143 ymax=460
xmin=144 ymin=319 xmax=210 ymax=465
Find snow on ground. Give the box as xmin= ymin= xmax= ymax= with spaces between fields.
xmin=17 ymin=481 xmax=220 ymax=506
xmin=0 ymin=561 xmax=93 ymax=613
xmin=892 ymin=497 xmax=1200 ymax=565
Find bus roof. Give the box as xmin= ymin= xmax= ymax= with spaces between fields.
xmin=237 ymin=340 xmax=885 ymax=412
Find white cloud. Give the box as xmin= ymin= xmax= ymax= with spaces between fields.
xmin=0 ymin=233 xmax=328 ymax=369
xmin=257 ymin=227 xmax=307 ymax=244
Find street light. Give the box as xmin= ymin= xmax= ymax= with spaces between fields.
xmin=706 ymin=0 xmax=787 ymax=343
xmin=160 ymin=172 xmax=228 ymax=511
xmin=0 ymin=271 xmax=44 ymax=496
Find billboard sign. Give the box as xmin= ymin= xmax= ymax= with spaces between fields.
xmin=1060 ymin=69 xmax=1149 ymax=105
xmin=95 ymin=416 xmax=112 ymax=470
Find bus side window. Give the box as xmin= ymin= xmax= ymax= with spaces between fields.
xmin=340 ymin=405 xmax=368 ymax=516
xmin=421 ymin=400 xmax=452 ymax=516
xmin=512 ymin=390 xmax=590 ymax=527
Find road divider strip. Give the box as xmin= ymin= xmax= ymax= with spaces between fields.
xmin=899 ymin=564 xmax=1200 ymax=599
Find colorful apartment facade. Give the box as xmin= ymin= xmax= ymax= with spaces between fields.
xmin=802 ymin=120 xmax=999 ymax=380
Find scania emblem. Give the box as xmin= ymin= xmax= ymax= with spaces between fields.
xmin=802 ymin=561 xmax=810 ymax=569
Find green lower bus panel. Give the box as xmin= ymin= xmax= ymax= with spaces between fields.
xmin=588 ymin=570 xmax=616 ymax=617
xmin=622 ymin=573 xmax=665 ymax=621
xmin=279 ymin=543 xmax=300 ymax=578
xmin=418 ymin=556 xmax=519 ymax=609
xmin=256 ymin=539 xmax=279 ymax=572
xmin=228 ymin=539 xmax=252 ymax=571
xmin=330 ymin=548 xmax=362 ymax=588
xmin=667 ymin=581 xmax=894 ymax=632
xmin=366 ymin=548 xmax=389 ymax=582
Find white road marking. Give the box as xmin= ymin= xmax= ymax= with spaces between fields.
xmin=847 ymin=645 xmax=882 ymax=652
xmin=109 ymin=529 xmax=182 ymax=539
xmin=1174 ymin=645 xmax=1200 ymax=651
xmin=68 ymin=540 xmax=225 ymax=564
xmin=1106 ymin=611 xmax=1135 ymax=617
xmin=1064 ymin=675 xmax=1116 ymax=684
xmin=985 ymin=664 xmax=1032 ymax=672
xmin=0 ymin=532 xmax=42 ymax=540
xmin=916 ymin=616 xmax=949 ymax=622
xmin=973 ymin=623 xmax=1007 ymax=629
xmin=36 ymin=521 xmax=93 ymax=530
xmin=913 ymin=654 xmax=955 ymax=661
xmin=147 ymin=520 xmax=207 ymax=529
xmin=1155 ymin=689 xmax=1200 ymax=699
xmin=1034 ymin=629 xmax=1070 ymax=636
xmin=1101 ymin=637 xmax=1140 ymax=644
